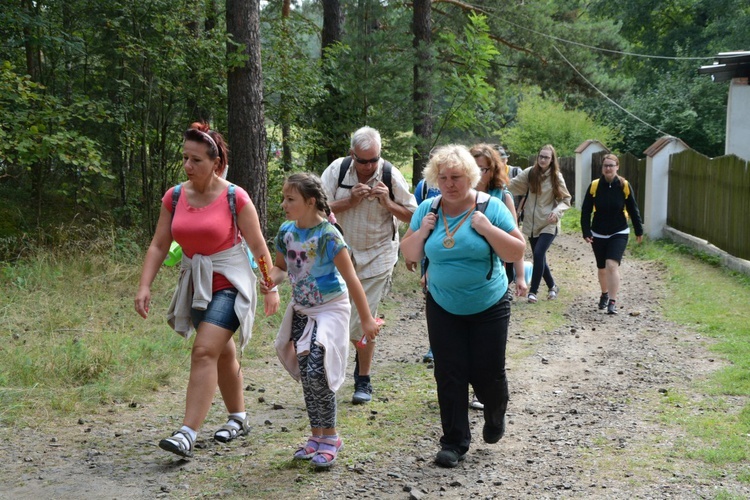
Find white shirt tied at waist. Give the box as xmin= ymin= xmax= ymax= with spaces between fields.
xmin=274 ymin=293 xmax=351 ymax=392
xmin=167 ymin=243 xmax=257 ymax=351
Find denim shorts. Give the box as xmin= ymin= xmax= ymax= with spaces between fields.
xmin=190 ymin=288 xmax=241 ymax=332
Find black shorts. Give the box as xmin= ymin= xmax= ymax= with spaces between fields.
xmin=592 ymin=234 xmax=629 ymax=269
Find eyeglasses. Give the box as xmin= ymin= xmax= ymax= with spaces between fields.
xmin=538 ymin=155 xmax=551 ymax=160
xmin=602 ymin=163 xmax=617 ymax=168
xmin=353 ymin=154 xmax=380 ymax=164
xmin=479 ymin=167 xmax=490 ymax=174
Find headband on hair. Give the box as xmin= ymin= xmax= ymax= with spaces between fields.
xmin=194 ymin=129 xmax=219 ymax=155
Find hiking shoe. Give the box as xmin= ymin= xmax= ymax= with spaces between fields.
xmin=598 ymin=292 xmax=610 ymax=310
xmin=547 ymin=285 xmax=559 ymax=300
xmin=527 ymin=293 xmax=538 ymax=304
xmin=352 ymin=381 xmax=373 ymax=404
xmin=482 ymin=416 xmax=506 ymax=444
xmin=423 ymin=347 xmax=434 ymax=363
xmin=607 ymin=300 xmax=617 ymax=315
xmin=435 ymin=448 xmax=466 ymax=468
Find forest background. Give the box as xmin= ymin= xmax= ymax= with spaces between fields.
xmin=1 ymin=0 xmax=749 ymax=253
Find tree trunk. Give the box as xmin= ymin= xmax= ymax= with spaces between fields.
xmin=280 ymin=0 xmax=293 ymax=170
xmin=412 ymin=0 xmax=434 ymax=187
xmin=321 ymin=0 xmax=343 ymax=50
xmin=320 ymin=0 xmax=346 ymax=164
xmin=226 ymin=0 xmax=269 ymax=235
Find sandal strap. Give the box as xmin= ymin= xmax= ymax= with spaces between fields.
xmin=226 ymin=414 xmax=251 ymax=433
xmin=166 ymin=430 xmax=194 ymax=451
xmin=172 ymin=430 xmax=194 ymax=445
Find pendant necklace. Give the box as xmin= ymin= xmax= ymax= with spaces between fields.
xmin=441 ymin=206 xmax=474 ymax=249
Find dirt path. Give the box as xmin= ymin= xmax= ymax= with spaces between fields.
xmin=2 ymin=232 xmax=747 ymax=499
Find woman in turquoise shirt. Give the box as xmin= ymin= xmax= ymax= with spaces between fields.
xmin=400 ymin=145 xmax=525 ymax=468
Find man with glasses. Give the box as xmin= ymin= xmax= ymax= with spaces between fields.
xmin=322 ymin=126 xmax=417 ymax=404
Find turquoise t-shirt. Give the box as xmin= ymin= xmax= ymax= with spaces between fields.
xmin=275 ymin=220 xmax=348 ymax=307
xmin=411 ymin=195 xmax=516 ymax=315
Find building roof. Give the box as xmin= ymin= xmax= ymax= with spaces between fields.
xmin=698 ymin=51 xmax=750 ymax=83
xmin=575 ymin=140 xmax=609 ymax=154
xmin=643 ymin=136 xmax=690 ymax=157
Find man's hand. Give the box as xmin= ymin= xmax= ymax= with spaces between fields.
xmin=369 ymin=181 xmax=390 ymax=203
xmin=350 ymin=183 xmax=372 ymax=206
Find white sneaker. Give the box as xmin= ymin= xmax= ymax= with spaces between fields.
xmin=470 ymin=395 xmax=484 ymax=410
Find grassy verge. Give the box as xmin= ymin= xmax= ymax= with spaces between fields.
xmin=568 ymin=207 xmax=750 ymax=487
xmin=629 ymin=236 xmax=750 ymax=474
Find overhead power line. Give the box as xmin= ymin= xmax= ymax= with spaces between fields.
xmin=481 ymin=4 xmax=716 ymax=61
xmin=552 ymin=45 xmax=670 ymax=136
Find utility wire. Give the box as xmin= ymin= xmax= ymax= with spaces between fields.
xmin=552 ymin=45 xmax=670 ymax=136
xmin=482 ymin=4 xmax=715 ymax=61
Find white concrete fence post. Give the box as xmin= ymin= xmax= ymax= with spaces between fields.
xmin=642 ymin=136 xmax=689 ymax=239
xmin=574 ymin=140 xmax=609 ymax=209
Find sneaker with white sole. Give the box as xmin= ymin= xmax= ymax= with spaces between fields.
xmin=598 ymin=292 xmax=609 ymax=310
xmin=352 ymin=380 xmax=373 ymax=404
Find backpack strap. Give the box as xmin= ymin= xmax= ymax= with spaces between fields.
xmin=475 ymin=192 xmax=494 ymax=280
xmin=228 ymin=184 xmax=240 ymax=245
xmin=422 ymin=193 xmax=493 ymax=280
xmin=171 ymin=183 xmax=182 ymax=215
xmin=337 ymin=157 xmax=394 ymax=201
xmin=590 ymin=178 xmax=631 ymax=218
xmin=590 ymin=178 xmax=600 ymax=196
xmin=170 ymin=184 xmax=182 ymax=232
xmin=381 ymin=162 xmax=394 ymax=201
xmin=336 ymin=157 xmax=354 ymax=192
xmin=420 ymin=179 xmax=428 ymax=202
xmin=421 ymin=195 xmax=443 ymax=276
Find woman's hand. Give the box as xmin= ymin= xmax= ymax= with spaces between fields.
xmin=263 ymin=290 xmax=280 ymax=316
xmin=419 ymin=212 xmax=437 ymax=237
xmin=134 ymin=286 xmax=151 ymax=319
xmin=547 ymin=212 xmax=559 ymax=224
xmin=584 ymin=236 xmax=593 ymax=244
xmin=470 ymin=210 xmax=492 ymax=236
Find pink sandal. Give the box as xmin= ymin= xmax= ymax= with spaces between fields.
xmin=311 ymin=437 xmax=343 ymax=468
xmin=293 ymin=436 xmax=320 ymax=460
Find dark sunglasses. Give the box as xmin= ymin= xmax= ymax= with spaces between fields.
xmin=287 ymin=249 xmax=309 ymax=261
xmin=538 ymin=155 xmax=551 ymax=160
xmin=353 ymin=154 xmax=380 ymax=164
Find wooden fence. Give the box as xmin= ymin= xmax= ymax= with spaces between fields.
xmin=668 ymin=150 xmax=750 ymax=260
xmin=509 ymin=154 xmax=576 ymax=203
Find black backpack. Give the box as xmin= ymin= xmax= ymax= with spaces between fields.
xmin=423 ymin=191 xmax=495 ymax=280
xmin=336 ymin=156 xmax=394 ymax=201
xmin=337 ymin=156 xmax=397 ymax=240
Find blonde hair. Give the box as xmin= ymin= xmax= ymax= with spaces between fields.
xmin=423 ymin=144 xmax=480 ymax=188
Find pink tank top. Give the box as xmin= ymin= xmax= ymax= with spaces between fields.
xmin=163 ymin=185 xmax=252 ymax=292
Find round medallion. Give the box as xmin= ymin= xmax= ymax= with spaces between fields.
xmin=443 ymin=237 xmax=455 ymax=249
